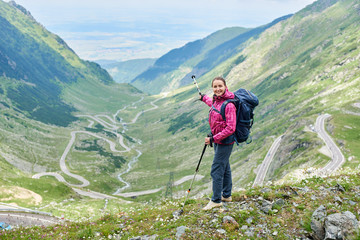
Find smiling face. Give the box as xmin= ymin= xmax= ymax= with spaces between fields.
xmin=212 ymin=79 xmax=226 ymax=96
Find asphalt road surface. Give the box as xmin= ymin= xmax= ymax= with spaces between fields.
xmin=0 ymin=203 xmax=61 ymax=228
xmin=32 ymin=94 xmax=168 ymax=199
xmin=252 ymin=135 xmax=283 ymax=187
xmin=315 ymin=114 xmax=345 ymax=172
xmin=0 ymin=211 xmax=61 ymax=228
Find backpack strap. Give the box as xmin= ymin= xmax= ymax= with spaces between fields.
xmin=211 ymin=105 xmax=221 ymax=115
xmin=219 ymin=99 xmax=237 ymax=121
xmin=212 ymin=99 xmax=238 ymax=121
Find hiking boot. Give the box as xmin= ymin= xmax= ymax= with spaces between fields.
xmin=221 ymin=196 xmax=232 ymax=202
xmin=202 ymin=200 xmax=222 ymax=210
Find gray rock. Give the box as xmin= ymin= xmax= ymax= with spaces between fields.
xmin=274 ymin=198 xmax=285 ymax=207
xmin=142 ymin=235 xmax=158 ymax=240
xmin=210 ymin=218 xmax=219 ymax=227
xmin=348 ymin=200 xmax=356 ymax=206
xmin=129 ymin=235 xmax=158 ymax=240
xmin=221 ymin=204 xmax=229 ymax=211
xmin=311 ymin=205 xmax=327 ymax=240
xmin=261 ymin=188 xmax=271 ymax=193
xmin=260 ymin=200 xmax=273 ymax=214
xmin=176 ymin=226 xmax=188 ymax=239
xmin=298 ymin=186 xmax=311 ymax=193
xmin=241 ymin=225 xmax=248 ymax=230
xmin=246 ymin=217 xmax=254 ymax=224
xmin=335 ymin=183 xmax=345 ymax=192
xmin=216 ymin=229 xmax=226 ymax=234
xmin=245 ymin=229 xmax=255 ymax=237
xmin=172 ymin=210 xmax=181 ymax=219
xmin=334 ymin=196 xmax=342 ymax=203
xmin=223 ymin=216 xmax=238 ymax=226
xmin=324 ymin=211 xmax=359 ymax=240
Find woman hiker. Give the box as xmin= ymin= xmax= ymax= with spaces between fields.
xmin=200 ymin=76 xmax=236 ymax=210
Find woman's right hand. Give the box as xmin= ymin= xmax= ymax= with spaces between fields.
xmin=205 ymin=137 xmax=211 ymax=145
xmin=199 ymin=93 xmax=204 ymax=101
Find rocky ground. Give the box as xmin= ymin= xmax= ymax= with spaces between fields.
xmin=2 ymin=170 xmax=360 ymax=239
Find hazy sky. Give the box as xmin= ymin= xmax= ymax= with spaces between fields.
xmin=9 ymin=0 xmax=317 ymax=61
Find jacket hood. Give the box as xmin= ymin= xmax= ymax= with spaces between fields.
xmin=213 ymin=88 xmax=234 ymax=102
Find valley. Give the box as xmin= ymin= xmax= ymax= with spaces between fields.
xmin=1 ymin=0 xmax=360 ymax=237
xmin=31 ymin=92 xmax=205 ymax=200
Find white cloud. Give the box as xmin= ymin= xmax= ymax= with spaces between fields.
xmin=10 ymin=0 xmax=316 ymax=60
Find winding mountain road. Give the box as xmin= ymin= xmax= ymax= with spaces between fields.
xmin=252 ymin=113 xmax=346 ymax=187
xmin=252 ymin=135 xmax=283 ymax=187
xmin=114 ymin=174 xmax=204 ymax=198
xmin=345 ymin=102 xmax=360 ymax=116
xmin=0 ymin=212 xmax=61 ymax=228
xmin=32 ymin=96 xmax=148 ymax=197
xmin=0 ymin=202 xmax=62 ymax=228
xmin=32 ymin=93 xmax=196 ymax=199
xmin=315 ymin=114 xmax=345 ymax=172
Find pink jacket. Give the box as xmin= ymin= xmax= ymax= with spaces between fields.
xmin=202 ymin=89 xmax=237 ymax=144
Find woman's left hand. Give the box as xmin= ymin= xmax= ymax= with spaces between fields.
xmin=205 ymin=137 xmax=211 ymax=145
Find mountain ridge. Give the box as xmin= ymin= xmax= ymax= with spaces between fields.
xmin=130 ymin=26 xmax=250 ymax=94
xmin=99 ymin=58 xmax=156 ymax=83
xmin=0 ymin=1 xmax=359 ymax=237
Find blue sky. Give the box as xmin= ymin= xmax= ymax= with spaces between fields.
xmin=9 ymin=0 xmax=316 ymax=61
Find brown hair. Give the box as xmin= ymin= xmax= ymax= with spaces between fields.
xmin=212 ymin=77 xmax=227 ymax=103
xmin=212 ymin=76 xmax=226 ymax=87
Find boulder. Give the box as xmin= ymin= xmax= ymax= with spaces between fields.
xmin=311 ymin=205 xmax=359 ymax=240
xmin=324 ymin=211 xmax=359 ymax=240
xmin=223 ymin=215 xmax=239 ymax=228
xmin=260 ymin=200 xmax=273 ymax=214
xmin=176 ymin=226 xmax=188 ymax=239
xmin=311 ymin=205 xmax=327 ymax=240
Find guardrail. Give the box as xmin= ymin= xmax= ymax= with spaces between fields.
xmin=0 ymin=202 xmax=53 ymax=216
xmin=0 ymin=209 xmax=53 ymax=216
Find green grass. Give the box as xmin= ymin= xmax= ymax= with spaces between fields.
xmin=0 ymin=176 xmax=75 ymax=207
xmin=1 ymin=0 xmax=360 ymax=231
xmin=2 ymin=171 xmax=360 ymax=239
xmin=330 ymin=113 xmax=360 ymax=167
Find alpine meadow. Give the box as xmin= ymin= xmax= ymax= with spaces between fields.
xmin=0 ymin=0 xmax=360 ymax=239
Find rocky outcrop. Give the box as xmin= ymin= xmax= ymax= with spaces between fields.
xmin=311 ymin=205 xmax=359 ymax=240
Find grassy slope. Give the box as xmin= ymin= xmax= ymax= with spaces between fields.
xmin=118 ymin=0 xmax=360 ymax=201
xmin=1 ymin=0 xmax=360 ymax=232
xmin=131 ymin=27 xmax=250 ymax=94
xmin=0 ymin=1 xmax=149 ymax=202
xmin=100 ymin=58 xmax=157 ymax=83
xmin=2 ymin=171 xmax=360 ymax=239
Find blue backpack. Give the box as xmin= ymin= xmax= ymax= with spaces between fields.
xmin=212 ymin=88 xmax=259 ymax=144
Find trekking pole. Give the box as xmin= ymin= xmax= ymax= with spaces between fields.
xmin=192 ymin=75 xmax=202 ymax=95
xmin=179 ymin=143 xmax=207 ymax=215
